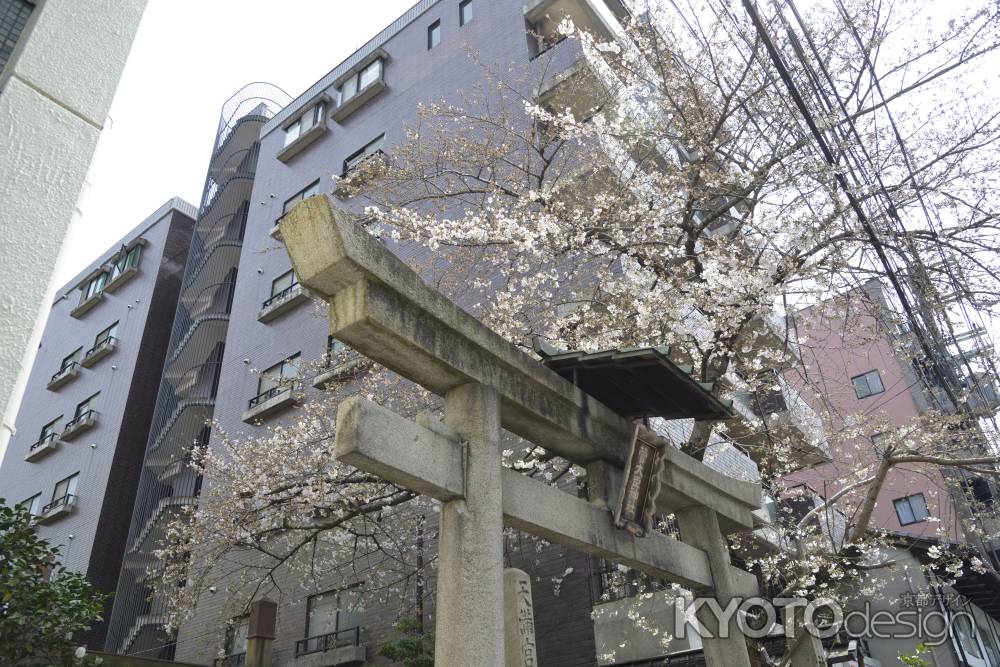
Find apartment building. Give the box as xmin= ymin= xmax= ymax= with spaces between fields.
xmin=105 ymin=83 xmax=291 ymax=658
xmin=0 ymin=198 xmax=196 ymax=647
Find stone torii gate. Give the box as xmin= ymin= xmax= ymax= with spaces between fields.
xmin=281 ymin=197 xmax=763 ymax=667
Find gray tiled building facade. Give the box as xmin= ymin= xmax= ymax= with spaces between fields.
xmin=0 ymin=198 xmax=196 ymax=647
xmin=169 ymin=1 xmax=625 ymax=664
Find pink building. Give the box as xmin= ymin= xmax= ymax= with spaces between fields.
xmin=785 ymin=283 xmax=964 ymax=541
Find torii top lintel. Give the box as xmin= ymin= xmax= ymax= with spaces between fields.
xmin=280 ymin=195 xmax=760 ymax=527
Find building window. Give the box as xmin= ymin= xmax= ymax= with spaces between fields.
xmin=893 ymin=493 xmax=929 ymax=526
xmin=870 ymin=432 xmax=888 ymax=457
xmin=270 ymin=270 xmax=297 ymax=299
xmin=459 ymin=0 xmax=473 ymax=26
xmin=225 ymin=617 xmax=249 ymax=660
xmin=300 ymin=586 xmax=364 ymax=654
xmin=109 ymin=244 xmax=141 ymax=282
xmin=428 ymin=20 xmax=441 ymax=49
xmin=343 ymin=134 xmax=385 ymax=175
xmin=0 ymin=0 xmax=33 ymax=73
xmin=60 ymin=348 xmax=82 ymax=371
xmin=284 ymin=101 xmax=327 ymax=147
xmin=19 ymin=493 xmax=42 ymax=517
xmin=38 ymin=417 xmax=60 ymax=443
xmin=80 ymin=272 xmax=107 ymax=302
xmin=337 ymin=59 xmax=383 ymax=107
xmin=73 ymin=393 xmax=99 ymax=421
xmin=851 ymin=370 xmax=884 ymax=399
xmin=94 ymin=321 xmax=119 ymax=348
xmin=50 ymin=472 xmax=79 ymax=508
xmin=282 ymin=181 xmax=321 ymax=218
xmin=251 ymin=354 xmax=301 ymax=407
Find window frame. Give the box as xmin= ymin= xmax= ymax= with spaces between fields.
xmin=270 ymin=269 xmax=298 ymax=298
xmin=60 ymin=347 xmax=83 ymax=371
xmin=870 ymin=432 xmax=888 ymax=457
xmin=94 ymin=321 xmax=119 ymax=347
xmin=110 ymin=244 xmax=142 ymax=282
xmin=304 ymin=583 xmax=365 ymax=641
xmin=20 ymin=493 xmax=43 ymax=517
xmin=81 ymin=271 xmax=107 ymax=302
xmin=74 ymin=393 xmax=99 ymax=420
xmin=39 ymin=417 xmax=61 ymax=442
xmin=337 ymin=59 xmax=383 ymax=107
xmin=284 ymin=101 xmax=327 ymax=147
xmin=893 ymin=493 xmax=929 ymax=526
xmin=256 ymin=353 xmax=301 ymax=396
xmin=459 ymin=0 xmax=473 ymax=26
xmin=282 ymin=180 xmax=321 ymax=217
xmin=342 ymin=134 xmax=386 ymax=176
xmin=428 ymin=19 xmax=441 ymax=49
xmin=52 ymin=472 xmax=79 ymax=504
xmin=851 ymin=370 xmax=885 ymax=399
xmin=225 ymin=616 xmax=250 ymax=657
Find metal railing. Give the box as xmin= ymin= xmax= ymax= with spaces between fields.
xmin=42 ymin=493 xmax=75 ymax=514
xmin=262 ymin=282 xmax=300 ymax=310
xmin=30 ymin=432 xmax=58 ymax=452
xmin=213 ymin=652 xmax=246 ymax=667
xmin=50 ymin=361 xmax=79 ymax=383
xmin=247 ymin=381 xmax=300 ymax=409
xmin=295 ymin=626 xmax=362 ymax=657
xmin=64 ymin=410 xmax=96 ymax=431
xmin=341 ymin=148 xmax=386 ymax=178
xmin=86 ymin=336 xmax=118 ymax=358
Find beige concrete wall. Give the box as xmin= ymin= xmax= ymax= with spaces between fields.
xmin=0 ymin=0 xmax=148 ymax=460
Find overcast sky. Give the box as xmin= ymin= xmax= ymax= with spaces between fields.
xmin=51 ymin=0 xmax=417 ymax=290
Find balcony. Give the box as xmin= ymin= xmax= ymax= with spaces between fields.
xmin=732 ymin=312 xmax=801 ymax=371
xmin=242 ymin=383 xmax=299 ymax=424
xmin=333 ymin=150 xmax=388 ymax=199
xmin=535 ymin=57 xmax=605 ymax=122
xmin=104 ymin=247 xmax=144 ymax=292
xmin=257 ymin=283 xmax=310 ymax=323
xmin=61 ymin=410 xmax=97 ymax=441
xmin=24 ymin=433 xmax=60 ymax=462
xmin=525 ymin=0 xmax=622 ymax=45
xmin=70 ymin=292 xmax=103 ymax=319
xmin=81 ymin=336 xmax=118 ymax=368
xmin=313 ymin=351 xmax=371 ymax=388
xmin=47 ymin=362 xmax=80 ymax=390
xmin=38 ymin=494 xmax=76 ymax=524
xmin=725 ymin=374 xmax=831 ymax=470
xmin=295 ymin=627 xmax=365 ymax=666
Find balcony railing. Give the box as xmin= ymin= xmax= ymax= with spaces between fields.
xmin=295 ymin=626 xmax=362 ymax=657
xmin=30 ymin=433 xmax=58 ymax=452
xmin=247 ymin=382 xmax=300 ymax=410
xmin=42 ymin=493 xmax=75 ymax=515
xmin=87 ymin=336 xmax=118 ymax=357
xmin=262 ymin=283 xmax=299 ymax=310
xmin=65 ymin=410 xmax=96 ymax=432
xmin=51 ymin=362 xmax=79 ymax=384
xmin=213 ymin=652 xmax=246 ymax=667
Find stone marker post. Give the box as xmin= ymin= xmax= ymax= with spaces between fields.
xmin=504 ymin=568 xmax=538 ymax=667
xmin=245 ymin=598 xmax=277 ymax=667
xmin=782 ymin=605 xmax=826 ymax=667
xmin=675 ymin=507 xmax=753 ymax=667
xmin=435 ymin=383 xmax=505 ymax=665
